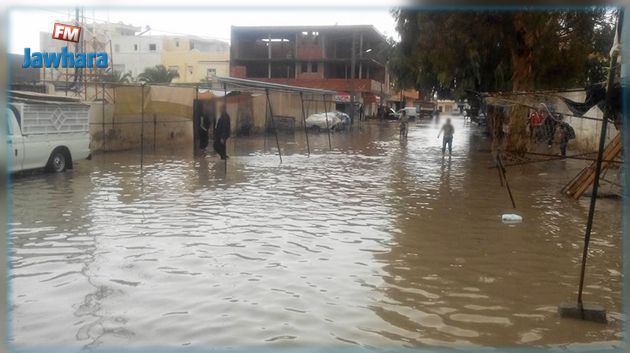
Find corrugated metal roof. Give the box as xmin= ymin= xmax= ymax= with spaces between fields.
xmin=210 ymin=75 xmax=336 ymax=95
xmin=8 ymin=90 xmax=88 ymax=105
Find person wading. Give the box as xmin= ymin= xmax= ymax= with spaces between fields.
xmin=199 ymin=114 xmax=210 ymax=151
xmin=214 ymin=105 xmax=231 ymax=160
xmin=437 ymin=118 xmax=455 ymax=155
xmin=399 ymin=110 xmax=409 ymax=139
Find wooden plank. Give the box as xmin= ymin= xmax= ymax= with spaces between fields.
xmin=565 ymin=133 xmax=622 ymax=199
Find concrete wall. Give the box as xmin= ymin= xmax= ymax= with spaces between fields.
xmin=565 ymin=106 xmax=619 ymax=152
xmin=89 ymin=102 xmax=193 ymax=152
xmin=89 ymin=90 xmax=326 ymax=152
xmin=556 ymin=91 xmax=619 ymax=152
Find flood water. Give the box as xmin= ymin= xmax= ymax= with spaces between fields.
xmin=9 ymin=115 xmax=624 ymax=351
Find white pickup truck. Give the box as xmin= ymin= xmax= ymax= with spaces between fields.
xmin=7 ymin=91 xmax=91 ymax=173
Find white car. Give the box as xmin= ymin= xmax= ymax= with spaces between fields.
xmin=396 ymin=107 xmax=418 ymax=119
xmin=305 ymin=111 xmax=349 ymax=131
xmin=7 ymin=91 xmax=91 ymax=173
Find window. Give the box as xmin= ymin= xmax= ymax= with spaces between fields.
xmin=311 ymin=63 xmax=318 ymax=72
xmin=114 ymin=44 xmax=120 ymax=53
xmin=6 ymin=108 xmax=14 ymax=135
xmin=175 ymin=39 xmax=180 ymax=47
xmin=206 ymin=68 xmax=216 ymax=79
xmin=134 ymin=44 xmax=138 ymax=51
xmin=187 ymin=66 xmax=193 ymax=75
xmin=301 ymin=62 xmax=308 ymax=73
xmin=168 ymin=66 xmax=179 ymax=75
xmin=149 ymin=43 xmax=157 ymax=52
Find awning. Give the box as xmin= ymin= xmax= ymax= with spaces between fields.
xmin=209 ymin=75 xmax=336 ymax=95
xmin=335 ymin=91 xmax=351 ymax=102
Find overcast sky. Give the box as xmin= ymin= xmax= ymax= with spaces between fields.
xmin=9 ymin=7 xmax=399 ymax=54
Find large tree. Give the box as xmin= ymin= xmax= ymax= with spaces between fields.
xmin=389 ymin=9 xmax=614 ymax=97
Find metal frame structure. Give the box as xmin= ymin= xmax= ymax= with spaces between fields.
xmin=208 ymin=75 xmax=337 ymax=162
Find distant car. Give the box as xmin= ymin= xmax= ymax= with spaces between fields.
xmin=383 ymin=108 xmax=398 ymax=120
xmin=305 ymin=111 xmax=349 ymax=131
xmin=396 ymin=107 xmax=418 ymax=119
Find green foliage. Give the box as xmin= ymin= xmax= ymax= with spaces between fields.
xmin=102 ymin=70 xmax=132 ymax=83
xmin=389 ymin=9 xmax=615 ymax=98
xmin=138 ymin=65 xmax=180 ymax=84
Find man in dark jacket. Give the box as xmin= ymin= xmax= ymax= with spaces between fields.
xmin=199 ymin=114 xmax=210 ymax=150
xmin=213 ymin=105 xmax=231 ymax=160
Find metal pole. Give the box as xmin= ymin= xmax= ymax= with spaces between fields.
xmin=265 ymin=88 xmax=282 ymax=163
xmin=576 ymin=20 xmax=620 ymax=311
xmin=496 ymin=161 xmax=504 ymax=187
xmin=350 ymin=31 xmax=356 ymax=125
xmin=299 ymin=92 xmax=311 ymax=156
xmin=140 ymin=84 xmax=145 ymax=170
xmin=101 ymin=82 xmax=105 ymax=152
xmin=193 ymin=85 xmax=199 ymax=153
xmin=323 ymin=94 xmax=332 ymax=150
xmin=497 ymin=155 xmax=516 ymax=209
xmin=264 ymin=96 xmax=269 ymax=150
xmin=224 ymin=83 xmax=228 ymax=172
xmin=153 ymin=113 xmax=157 ymax=151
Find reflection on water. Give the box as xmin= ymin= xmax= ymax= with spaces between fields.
xmin=9 ymin=117 xmax=623 ymax=350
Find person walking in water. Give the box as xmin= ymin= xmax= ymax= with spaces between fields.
xmin=399 ymin=110 xmax=409 ymax=139
xmin=437 ymin=118 xmax=455 ymax=155
xmin=213 ymin=105 xmax=231 ymax=160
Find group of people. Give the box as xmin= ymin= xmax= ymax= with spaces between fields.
xmin=528 ymin=108 xmax=576 ymax=157
xmin=204 ymin=105 xmax=573 ymax=160
xmin=198 ymin=105 xmax=231 ymax=160
xmin=398 ymin=110 xmax=455 ymax=155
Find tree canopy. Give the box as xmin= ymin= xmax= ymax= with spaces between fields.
xmin=138 ymin=65 xmax=180 ymax=84
xmin=101 ymin=70 xmax=132 ymax=83
xmin=388 ymin=9 xmax=616 ymax=99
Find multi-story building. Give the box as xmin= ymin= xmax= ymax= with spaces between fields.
xmin=230 ymin=25 xmax=391 ymax=117
xmin=161 ymin=36 xmax=230 ymax=82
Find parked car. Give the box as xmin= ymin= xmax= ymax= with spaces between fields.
xmin=382 ymin=108 xmax=398 ymax=120
xmin=7 ymin=91 xmax=91 ymax=173
xmin=396 ymin=107 xmax=418 ymax=119
xmin=305 ymin=111 xmax=349 ymax=131
xmin=337 ymin=111 xmax=351 ymax=126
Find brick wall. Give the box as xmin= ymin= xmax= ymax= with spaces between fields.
xmin=230 ymin=65 xmax=247 ymax=78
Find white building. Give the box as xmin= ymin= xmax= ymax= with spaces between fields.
xmin=110 ymin=34 xmax=163 ymax=77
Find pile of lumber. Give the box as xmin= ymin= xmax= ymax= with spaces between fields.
xmin=562 ymin=132 xmax=622 ymax=199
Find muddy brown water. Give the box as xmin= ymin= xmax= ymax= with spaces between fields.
xmin=9 ymin=116 xmax=623 ymax=350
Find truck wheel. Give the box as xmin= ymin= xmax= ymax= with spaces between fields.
xmin=47 ymin=150 xmax=68 ymax=173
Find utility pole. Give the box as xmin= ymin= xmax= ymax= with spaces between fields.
xmin=350 ymin=31 xmax=356 ymax=125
